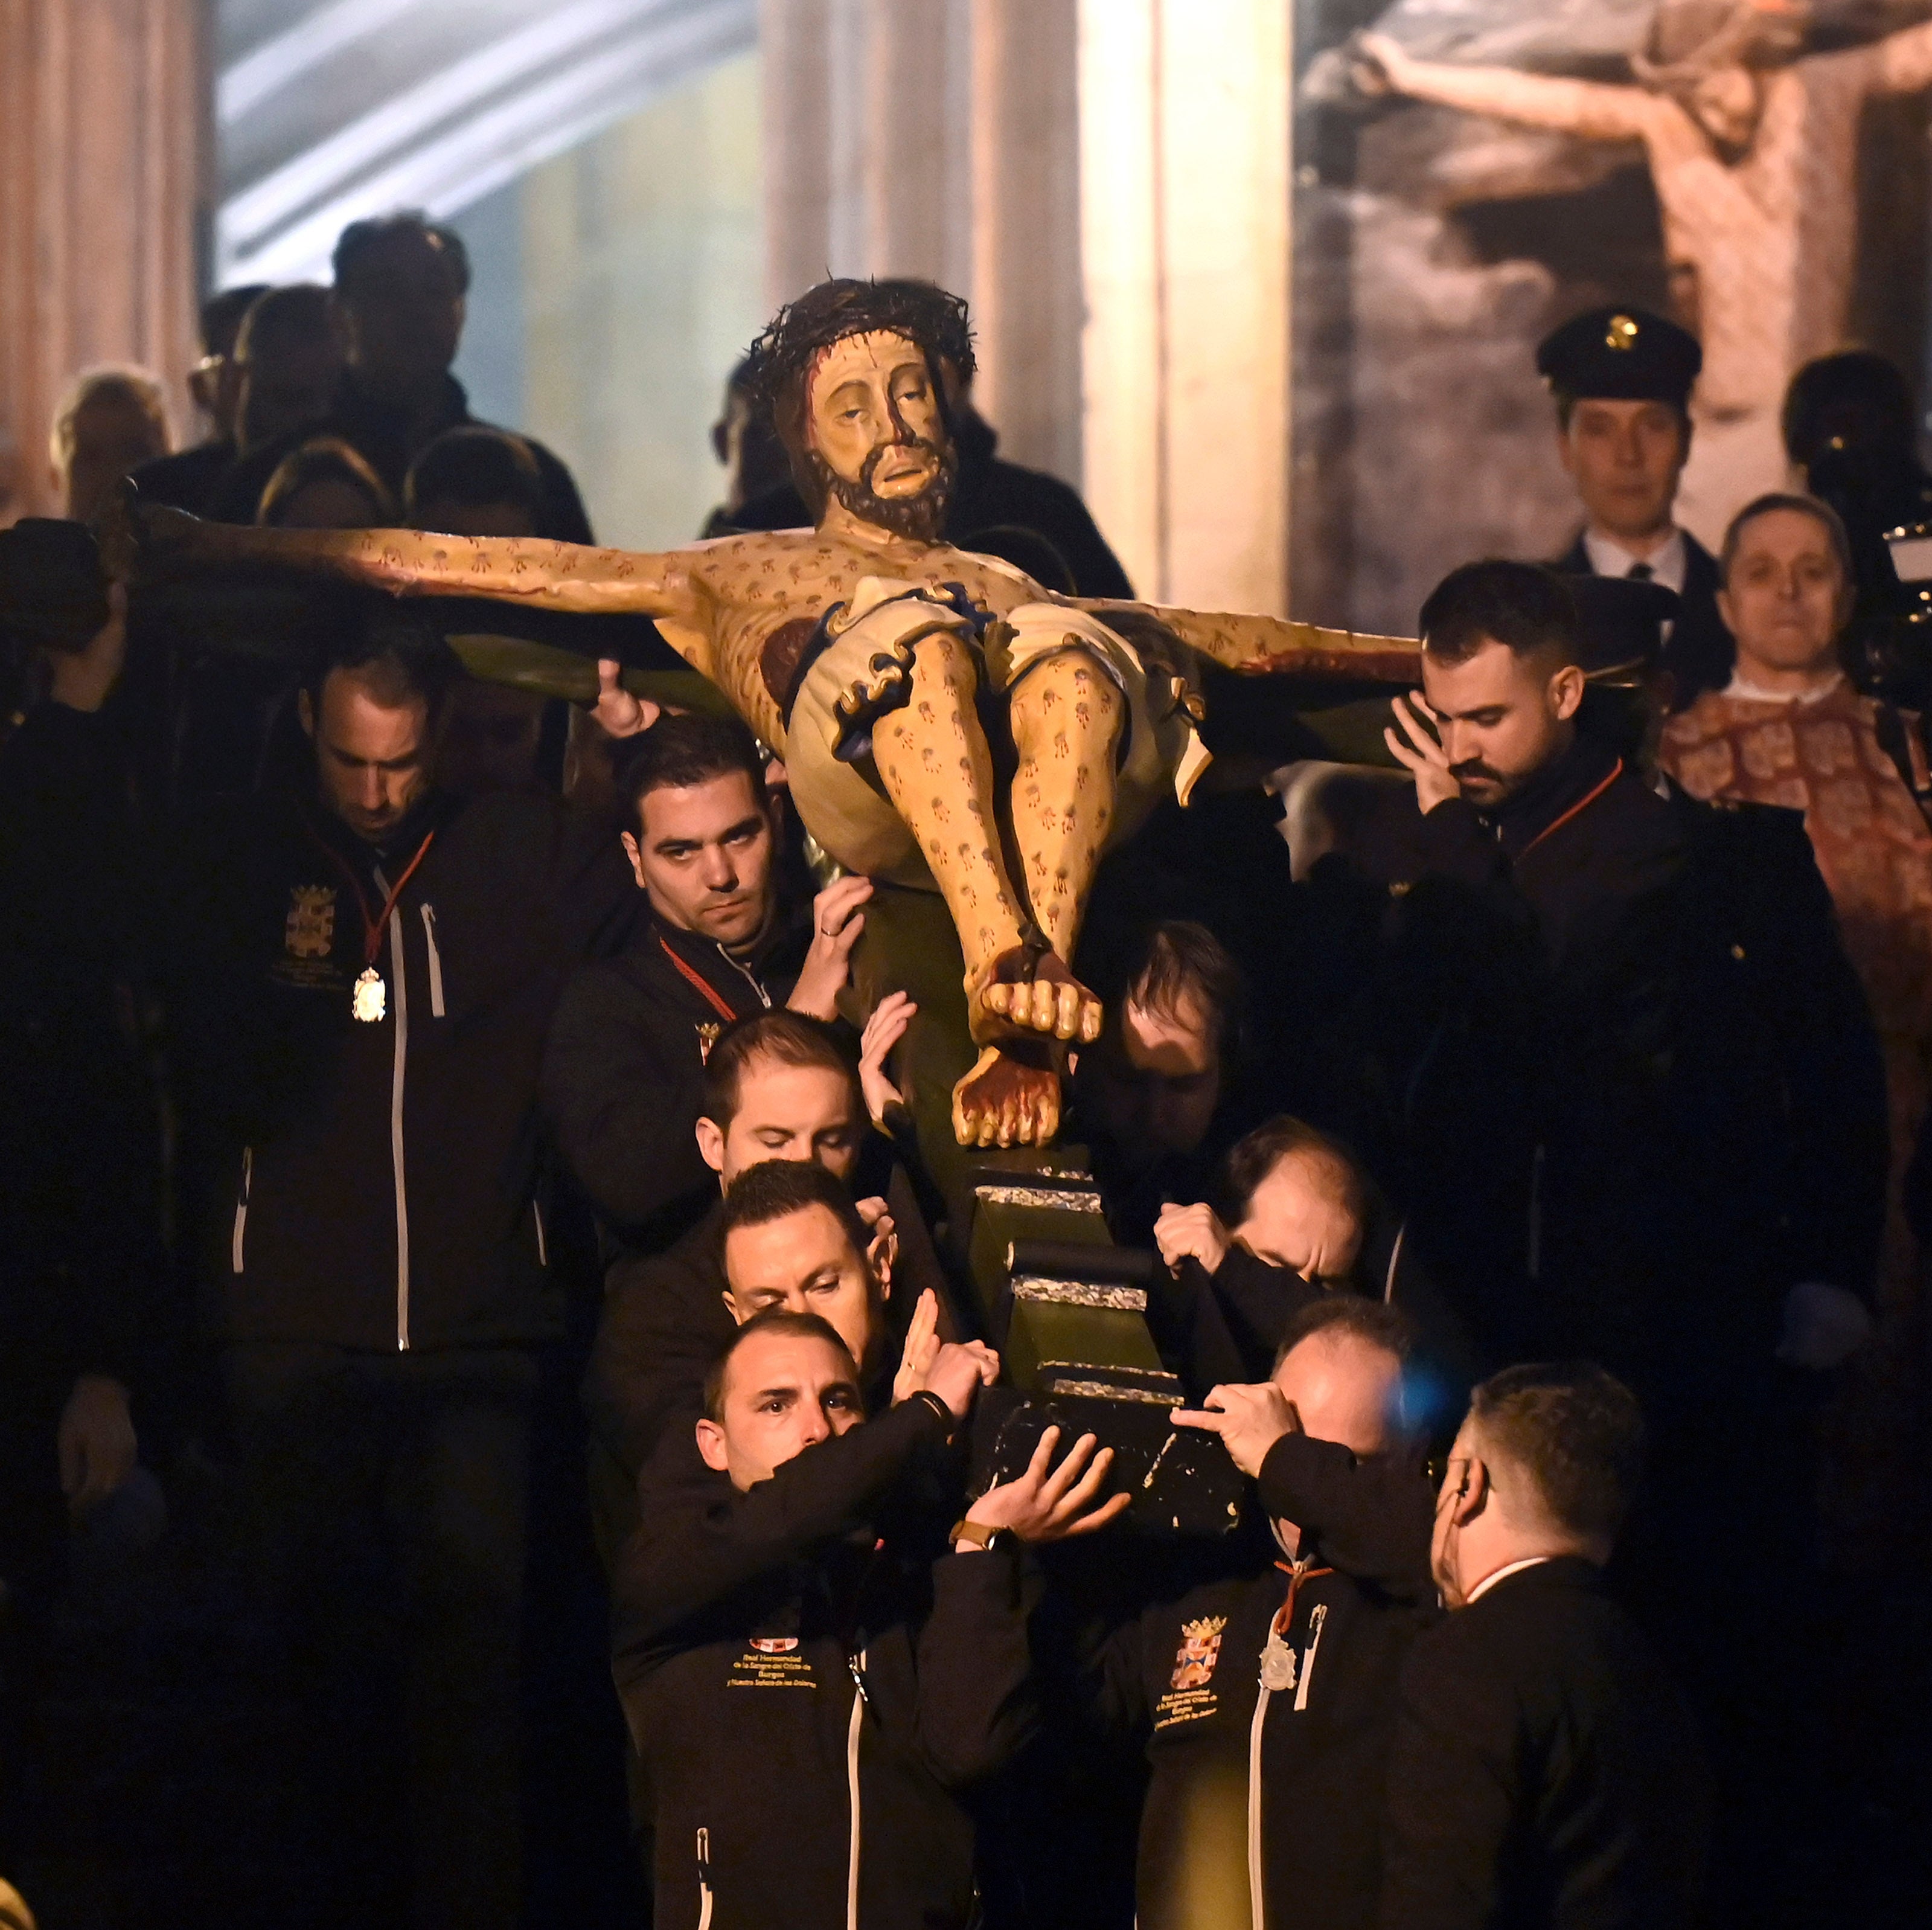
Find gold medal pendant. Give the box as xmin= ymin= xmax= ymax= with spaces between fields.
xmin=352 ymin=967 xmax=388 ymax=1022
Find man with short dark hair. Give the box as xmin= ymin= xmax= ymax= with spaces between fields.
xmin=1380 ymin=1362 xmax=1710 ymax=1930
xmin=128 ymin=283 xmax=270 ymax=514
xmin=231 ymin=284 xmax=344 ymax=460
xmin=544 ymin=710 xmax=877 ymax=1255
xmin=1538 ymin=305 xmax=1731 ymax=707
xmin=164 ymin=607 xmax=641 ymax=1930
xmin=405 ymin=425 xmax=548 ymax=538
xmin=1076 ymin=1298 xmax=1437 ymax=1930
xmin=211 ymin=213 xmax=590 ymax=539
xmin=579 ymin=1012 xmax=883 ymax=1545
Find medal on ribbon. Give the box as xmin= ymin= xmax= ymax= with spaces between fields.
xmin=352 ymin=967 xmax=388 ymax=1023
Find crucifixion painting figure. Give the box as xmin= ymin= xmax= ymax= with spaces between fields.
xmin=120 ymin=278 xmax=1407 ymax=1147
xmin=1352 ymin=0 xmax=1932 ymax=543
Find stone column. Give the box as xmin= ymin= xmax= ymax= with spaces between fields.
xmin=0 ymin=0 xmax=209 ymax=522
xmin=968 ymin=0 xmax=1081 ymax=483
xmin=1077 ymin=0 xmax=1290 ymax=611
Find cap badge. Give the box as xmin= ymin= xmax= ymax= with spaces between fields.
xmin=1607 ymin=314 xmax=1640 ymax=351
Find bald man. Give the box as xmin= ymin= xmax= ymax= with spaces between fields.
xmin=1087 ymin=1298 xmax=1438 ymax=1930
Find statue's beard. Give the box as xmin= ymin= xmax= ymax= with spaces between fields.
xmin=813 ymin=438 xmax=955 ymax=542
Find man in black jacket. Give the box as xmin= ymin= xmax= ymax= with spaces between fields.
xmin=170 ymin=612 xmax=641 ymax=1929
xmin=612 ymin=1222 xmax=1124 ymax=1925
xmin=544 ymin=710 xmax=871 ymax=1255
xmin=1381 ymin=1362 xmax=1709 ymax=1930
xmin=1360 ymin=562 xmax=1886 ymax=1414
xmin=209 ymin=214 xmax=591 ymax=540
xmin=1090 ymin=1297 xmax=1436 ymax=1930
xmin=1538 ymin=306 xmax=1731 ymax=707
xmin=579 ymin=1013 xmax=895 ymax=1558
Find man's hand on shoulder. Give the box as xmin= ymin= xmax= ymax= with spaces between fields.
xmin=1171 ymin=1381 xmax=1300 ymax=1479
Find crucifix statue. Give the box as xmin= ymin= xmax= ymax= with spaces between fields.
xmin=1352 ymin=0 xmax=1932 ymax=537
xmin=115 ymin=278 xmax=1409 ymax=1147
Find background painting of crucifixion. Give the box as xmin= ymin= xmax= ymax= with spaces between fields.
xmin=1290 ymin=0 xmax=1932 ymax=638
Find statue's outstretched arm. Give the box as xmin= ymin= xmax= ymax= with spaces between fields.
xmin=1354 ymin=32 xmax=1656 ymax=141
xmin=1079 ymin=600 xmax=1420 ymax=682
xmin=128 ymin=505 xmax=712 ymax=662
xmin=1873 ymin=21 xmax=1932 ymax=94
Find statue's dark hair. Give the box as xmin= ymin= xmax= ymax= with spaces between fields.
xmin=741 ymin=278 xmax=976 ymax=419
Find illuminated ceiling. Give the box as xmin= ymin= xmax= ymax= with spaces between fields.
xmin=216 ymin=0 xmax=756 ymax=285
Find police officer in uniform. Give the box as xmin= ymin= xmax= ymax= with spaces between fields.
xmin=1540 ymin=306 xmax=1732 ymax=707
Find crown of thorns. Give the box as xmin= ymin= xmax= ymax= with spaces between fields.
xmin=742 ymin=278 xmax=976 ymax=417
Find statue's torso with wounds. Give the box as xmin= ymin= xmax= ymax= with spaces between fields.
xmin=122 ymin=281 xmax=1401 ymax=1146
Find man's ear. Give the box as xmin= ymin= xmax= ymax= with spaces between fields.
xmin=695 ymin=1418 xmax=730 ymax=1473
xmin=1453 ymin=1457 xmax=1490 ymax=1527
xmin=298 ymin=687 xmax=316 ymax=740
xmin=870 ymin=1243 xmax=892 ymax=1304
xmin=1549 ymin=663 xmax=1586 ymax=722
xmin=619 ymin=829 xmax=648 ymax=891
xmin=721 ymin=1288 xmax=747 ymax=1327
xmin=696 ymin=1115 xmax=725 ymax=1176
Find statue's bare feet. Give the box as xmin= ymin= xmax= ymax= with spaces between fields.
xmin=951 ymin=1047 xmax=1063 ymax=1147
xmin=968 ymin=946 xmax=1102 ymax=1048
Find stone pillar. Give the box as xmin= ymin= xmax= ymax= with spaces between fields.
xmin=968 ymin=0 xmax=1081 ymax=483
xmin=0 ymin=0 xmax=209 ymax=522
xmin=1076 ymin=0 xmax=1290 ymax=611
xmin=759 ymin=0 xmax=1078 ymax=482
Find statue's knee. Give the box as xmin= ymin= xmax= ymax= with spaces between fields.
xmin=903 ymin=629 xmax=977 ymax=690
xmin=1011 ymin=649 xmax=1122 ymax=733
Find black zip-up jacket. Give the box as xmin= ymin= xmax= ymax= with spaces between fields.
xmin=1084 ymin=1432 xmax=1439 ymax=1930
xmin=1380 ymin=1557 xmax=1710 ymax=1930
xmin=543 ymin=917 xmax=790 ymax=1255
xmin=613 ymin=1396 xmax=1031 ymax=1929
xmin=170 ymin=784 xmax=638 ymax=1350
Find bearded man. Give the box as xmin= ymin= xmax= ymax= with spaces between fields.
xmin=115 ymin=277 xmax=1407 ymax=1146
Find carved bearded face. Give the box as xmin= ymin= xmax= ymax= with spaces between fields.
xmin=804 ymin=329 xmax=955 ymax=541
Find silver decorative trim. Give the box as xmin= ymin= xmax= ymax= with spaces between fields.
xmin=1037 ymin=1378 xmax=1178 ymax=1406
xmin=975 ymin=1184 xmax=1105 ymax=1213
xmin=1011 ymin=1276 xmax=1147 ymax=1312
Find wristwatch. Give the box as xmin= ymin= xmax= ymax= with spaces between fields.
xmin=949 ymin=1517 xmax=1012 ymax=1554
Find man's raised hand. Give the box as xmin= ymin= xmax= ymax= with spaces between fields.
xmin=1384 ymin=691 xmax=1460 ymax=814
xmin=788 ymin=873 xmax=874 ymax=1021
xmin=961 ymin=1426 xmax=1130 ymax=1546
xmin=1171 ymin=1382 xmax=1301 ymax=1479
xmin=859 ymin=990 xmax=917 ymax=1129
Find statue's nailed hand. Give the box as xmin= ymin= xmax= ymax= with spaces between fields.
xmin=589 ymin=658 xmax=663 ymax=740
xmin=94 ymin=478 xmax=197 ymax=586
xmin=1346 ymin=30 xmax=1408 ymax=99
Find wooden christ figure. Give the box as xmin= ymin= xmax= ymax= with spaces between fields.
xmin=114 ymin=278 xmax=1406 ymax=1146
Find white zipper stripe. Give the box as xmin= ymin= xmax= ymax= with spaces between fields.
xmin=1247 ymin=1682 xmax=1270 ymax=1930
xmin=231 ymin=1146 xmax=253 ymax=1274
xmin=846 ymin=1648 xmax=865 ymax=1930
xmin=533 ymin=1199 xmax=548 ymax=1268
xmin=386 ymin=902 xmax=411 ymax=1350
xmin=1294 ymin=1605 xmax=1327 ymax=1713
xmin=420 ymin=902 xmax=445 ymax=1017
